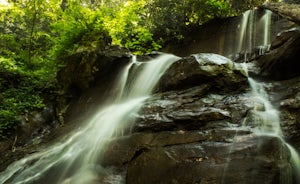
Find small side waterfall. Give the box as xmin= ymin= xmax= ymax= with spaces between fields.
xmin=248 ymin=78 xmax=300 ymax=184
xmin=234 ymin=14 xmax=300 ymax=177
xmin=225 ymin=6 xmax=300 ymax=183
xmin=0 ymin=54 xmax=180 ymax=184
xmin=248 ymin=78 xmax=282 ymax=136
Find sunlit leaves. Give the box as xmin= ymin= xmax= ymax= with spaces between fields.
xmin=101 ymin=0 xmax=160 ymax=53
xmin=0 ymin=0 xmax=59 ymax=138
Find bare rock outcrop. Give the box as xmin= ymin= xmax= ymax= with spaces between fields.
xmin=263 ymin=2 xmax=300 ymax=24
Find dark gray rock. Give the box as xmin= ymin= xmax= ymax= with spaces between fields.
xmin=57 ymin=46 xmax=130 ymax=96
xmin=57 ymin=46 xmax=132 ymax=123
xmin=263 ymin=3 xmax=300 ymax=24
xmin=257 ymin=28 xmax=300 ymax=80
xmin=133 ymin=84 xmax=261 ymax=134
xmin=126 ymin=135 xmax=291 ymax=184
xmin=266 ymin=76 xmax=300 ymax=149
xmin=157 ymin=53 xmax=248 ymax=92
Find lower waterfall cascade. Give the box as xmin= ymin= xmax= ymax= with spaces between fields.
xmin=247 ymin=77 xmax=300 ymax=183
xmin=0 ymin=54 xmax=180 ymax=184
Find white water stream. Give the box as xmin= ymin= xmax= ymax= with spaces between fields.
xmin=248 ymin=78 xmax=300 ymax=184
xmin=0 ymin=54 xmax=179 ymax=184
xmin=262 ymin=10 xmax=272 ymax=46
xmin=223 ymin=7 xmax=300 ymax=183
xmin=237 ymin=10 xmax=253 ymax=57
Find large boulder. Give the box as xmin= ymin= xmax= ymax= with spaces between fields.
xmin=157 ymin=53 xmax=248 ymax=92
xmin=133 ymin=86 xmax=256 ymax=133
xmin=257 ymin=28 xmax=300 ymax=80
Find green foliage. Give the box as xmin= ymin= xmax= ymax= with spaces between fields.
xmin=50 ymin=3 xmax=109 ymax=59
xmin=102 ymin=0 xmax=161 ymax=54
xmin=144 ymin=0 xmax=235 ymax=44
xmin=0 ymin=57 xmax=46 ymax=138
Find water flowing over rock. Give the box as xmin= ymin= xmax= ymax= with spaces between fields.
xmin=267 ymin=77 xmax=300 ymax=149
xmin=100 ymin=54 xmax=299 ymax=184
xmin=0 ymin=54 xmax=180 ymax=184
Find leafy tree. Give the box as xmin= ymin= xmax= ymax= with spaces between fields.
xmin=50 ymin=1 xmax=109 ymax=59
xmin=144 ymin=0 xmax=234 ymax=44
xmin=102 ymin=0 xmax=161 ymax=54
xmin=0 ymin=1 xmax=57 ymax=139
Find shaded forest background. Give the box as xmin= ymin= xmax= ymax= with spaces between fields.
xmin=0 ymin=0 xmax=276 ymax=138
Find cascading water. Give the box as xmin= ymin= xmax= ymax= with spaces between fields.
xmin=224 ymin=6 xmax=300 ymax=183
xmin=0 ymin=54 xmax=179 ymax=184
xmin=235 ymin=9 xmax=273 ymax=61
xmin=248 ymin=78 xmax=300 ymax=184
xmin=262 ymin=10 xmax=272 ymax=47
xmin=236 ymin=9 xmax=254 ymax=60
xmin=248 ymin=78 xmax=282 ymax=136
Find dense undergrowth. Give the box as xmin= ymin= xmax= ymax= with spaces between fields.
xmin=0 ymin=0 xmax=276 ymax=139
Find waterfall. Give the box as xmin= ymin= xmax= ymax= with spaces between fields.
xmin=248 ymin=78 xmax=300 ymax=184
xmin=237 ymin=10 xmax=251 ymax=53
xmin=0 ymin=54 xmax=180 ymax=184
xmin=236 ymin=9 xmax=256 ymax=61
xmin=235 ymin=9 xmax=273 ymax=61
xmin=258 ymin=9 xmax=272 ymax=55
xmin=248 ymin=78 xmax=282 ymax=136
xmin=262 ymin=10 xmax=272 ymax=47
xmin=226 ymin=6 xmax=300 ymax=182
xmin=236 ymin=10 xmax=254 ymax=57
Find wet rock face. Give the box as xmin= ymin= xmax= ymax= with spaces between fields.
xmin=134 ymin=86 xmax=251 ymax=133
xmin=267 ymin=77 xmax=300 ymax=149
xmin=126 ymin=136 xmax=290 ymax=184
xmin=57 ymin=46 xmax=130 ymax=95
xmin=2 ymin=48 xmax=299 ymax=183
xmin=98 ymin=54 xmax=295 ymax=184
xmin=100 ymin=90 xmax=292 ymax=183
xmin=157 ymin=53 xmax=248 ymax=92
xmin=257 ymin=28 xmax=300 ymax=80
xmin=57 ymin=46 xmax=132 ymax=123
